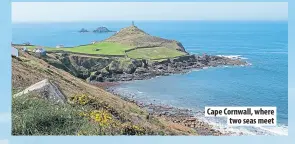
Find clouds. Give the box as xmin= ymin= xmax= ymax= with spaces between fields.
xmin=0 ymin=140 xmax=8 ymax=144
xmin=12 ymin=2 xmax=288 ymax=22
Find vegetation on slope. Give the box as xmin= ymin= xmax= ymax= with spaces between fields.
xmin=104 ymin=25 xmax=187 ymax=53
xmin=126 ymin=47 xmax=187 ymax=60
xmin=25 ymin=42 xmax=132 ymax=55
xmin=12 ymin=51 xmax=196 ymax=135
xmin=12 ymin=93 xmax=149 ymax=135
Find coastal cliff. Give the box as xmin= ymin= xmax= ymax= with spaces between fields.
xmin=38 ymin=25 xmax=248 ymax=83
xmin=43 ymin=53 xmax=247 ymax=83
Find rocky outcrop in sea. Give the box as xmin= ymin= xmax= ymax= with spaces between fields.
xmin=79 ymin=28 xmax=89 ymax=33
xmin=93 ymin=27 xmax=114 ymax=33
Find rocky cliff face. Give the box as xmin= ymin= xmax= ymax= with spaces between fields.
xmin=43 ymin=53 xmax=248 ymax=83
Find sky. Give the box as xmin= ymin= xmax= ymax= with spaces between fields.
xmin=0 ymin=113 xmax=10 ymax=123
xmin=0 ymin=140 xmax=8 ymax=144
xmin=11 ymin=2 xmax=288 ymax=22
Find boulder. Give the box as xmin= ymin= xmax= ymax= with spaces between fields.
xmin=13 ymin=79 xmax=66 ymax=104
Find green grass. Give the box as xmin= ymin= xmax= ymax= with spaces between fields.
xmin=26 ymin=42 xmax=132 ymax=55
xmin=126 ymin=47 xmax=186 ymax=60
xmin=12 ymin=95 xmax=100 ymax=135
xmin=24 ymin=43 xmax=186 ymax=59
xmin=12 ymin=94 xmax=153 ymax=135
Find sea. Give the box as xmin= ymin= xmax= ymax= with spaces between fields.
xmin=12 ymin=21 xmax=288 ymax=136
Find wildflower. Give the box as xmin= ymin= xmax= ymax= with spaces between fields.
xmin=89 ymin=110 xmax=112 ymax=127
xmin=70 ymin=94 xmax=90 ymax=105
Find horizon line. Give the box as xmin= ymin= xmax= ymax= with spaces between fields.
xmin=12 ymin=19 xmax=288 ymax=24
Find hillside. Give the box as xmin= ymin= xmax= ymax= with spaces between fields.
xmin=12 ymin=51 xmax=196 ymax=135
xmin=104 ymin=25 xmax=187 ymax=53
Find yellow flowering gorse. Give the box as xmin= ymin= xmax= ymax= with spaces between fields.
xmin=90 ymin=110 xmax=113 ymax=126
xmin=70 ymin=94 xmax=90 ymax=105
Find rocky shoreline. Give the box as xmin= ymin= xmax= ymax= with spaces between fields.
xmin=94 ymin=54 xmax=249 ymax=135
xmin=86 ymin=54 xmax=249 ymax=83
xmin=106 ymin=86 xmax=241 ymax=136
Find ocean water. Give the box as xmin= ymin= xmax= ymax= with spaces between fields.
xmin=12 ymin=21 xmax=288 ymax=135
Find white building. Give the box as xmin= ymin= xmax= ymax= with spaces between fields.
xmin=12 ymin=46 xmax=19 ymax=57
xmin=34 ymin=47 xmax=46 ymax=56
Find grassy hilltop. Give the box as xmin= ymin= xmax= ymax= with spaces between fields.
xmin=23 ymin=25 xmax=187 ymax=60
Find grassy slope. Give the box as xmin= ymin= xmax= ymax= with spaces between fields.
xmin=12 ymin=95 xmax=98 ymax=135
xmin=12 ymin=51 xmax=195 ymax=135
xmin=26 ymin=42 xmax=132 ymax=55
xmin=126 ymin=47 xmax=186 ymax=60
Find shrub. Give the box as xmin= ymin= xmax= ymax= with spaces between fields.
xmin=69 ymin=93 xmax=90 ymax=105
xmin=12 ymin=95 xmax=94 ymax=135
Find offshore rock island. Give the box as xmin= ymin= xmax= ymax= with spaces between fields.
xmin=93 ymin=27 xmax=115 ymax=33
xmin=79 ymin=27 xmax=115 ymax=33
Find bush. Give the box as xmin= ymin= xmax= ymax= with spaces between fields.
xmin=12 ymin=95 xmax=94 ymax=135
xmin=12 ymin=94 xmax=153 ymax=136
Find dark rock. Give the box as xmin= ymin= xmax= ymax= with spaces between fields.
xmin=123 ymin=63 xmax=137 ymax=74
xmin=108 ymin=61 xmax=123 ymax=74
xmin=86 ymin=75 xmax=96 ymax=82
xmin=95 ymin=76 xmax=104 ymax=82
xmin=79 ymin=28 xmax=89 ymax=33
xmin=142 ymin=59 xmax=148 ymax=68
xmin=90 ymin=71 xmax=100 ymax=76
xmin=131 ymin=59 xmax=143 ymax=67
xmin=93 ymin=27 xmax=114 ymax=33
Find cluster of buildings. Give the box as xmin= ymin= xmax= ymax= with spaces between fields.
xmin=11 ymin=40 xmax=100 ymax=57
xmin=11 ymin=44 xmax=47 ymax=57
